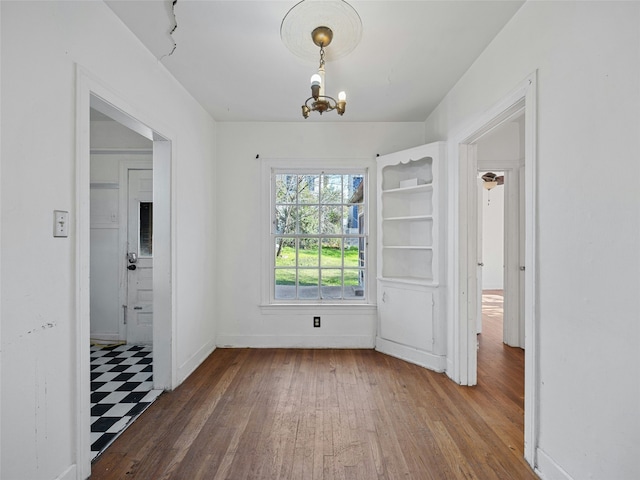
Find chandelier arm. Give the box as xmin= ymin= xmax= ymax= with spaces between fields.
xmin=304 ymin=96 xmax=339 ymax=109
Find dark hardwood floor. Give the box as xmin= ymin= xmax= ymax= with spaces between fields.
xmin=91 ymin=292 xmax=535 ymax=479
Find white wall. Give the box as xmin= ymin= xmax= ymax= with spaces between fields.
xmin=1 ymin=3 xmax=217 ymax=479
xmin=215 ymin=122 xmax=424 ymax=348
xmin=425 ymin=2 xmax=640 ymax=479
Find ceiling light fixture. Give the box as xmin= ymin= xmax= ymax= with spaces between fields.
xmin=481 ymin=172 xmax=504 ymax=190
xmin=302 ymin=26 xmax=345 ymax=118
xmin=280 ymin=0 xmax=362 ymax=119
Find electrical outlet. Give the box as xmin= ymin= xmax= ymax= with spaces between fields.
xmin=313 ymin=316 xmax=321 ymax=328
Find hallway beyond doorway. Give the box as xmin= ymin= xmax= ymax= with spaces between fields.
xmin=478 ymin=289 xmax=525 ymax=408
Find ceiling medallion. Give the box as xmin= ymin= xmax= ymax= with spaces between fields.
xmin=281 ymin=0 xmax=362 ymax=62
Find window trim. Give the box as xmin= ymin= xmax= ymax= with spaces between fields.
xmin=261 ymin=159 xmax=372 ymax=306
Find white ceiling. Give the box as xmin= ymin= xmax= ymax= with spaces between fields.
xmin=106 ymin=0 xmax=524 ymax=123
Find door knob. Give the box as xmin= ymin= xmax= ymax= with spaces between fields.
xmin=477 ymin=262 xmax=484 ymax=267
xmin=127 ymin=264 xmax=137 ymax=271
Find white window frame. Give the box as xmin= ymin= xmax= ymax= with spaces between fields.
xmin=261 ymin=159 xmax=371 ymax=306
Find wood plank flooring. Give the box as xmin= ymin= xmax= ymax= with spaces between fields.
xmin=91 ymin=293 xmax=536 ymax=479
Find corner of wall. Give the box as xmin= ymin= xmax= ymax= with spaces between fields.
xmin=176 ymin=340 xmax=217 ymax=385
xmin=535 ymin=448 xmax=574 ymax=480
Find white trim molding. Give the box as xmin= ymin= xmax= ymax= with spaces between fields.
xmin=217 ymin=334 xmax=375 ymax=349
xmin=448 ymin=71 xmax=539 ymax=467
xmin=54 ymin=464 xmax=77 ymax=480
xmin=536 ymin=448 xmax=575 ymax=480
xmin=375 ymin=337 xmax=447 ymax=372
xmin=75 ymin=65 xmax=177 ymax=480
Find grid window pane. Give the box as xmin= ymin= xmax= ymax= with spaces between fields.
xmin=321 ymin=174 xmax=342 ymax=203
xmin=321 ymin=269 xmax=343 ymax=299
xmin=275 ymin=268 xmax=297 ymax=300
xmin=275 ymin=268 xmax=296 ymax=286
xmin=320 ymin=205 xmax=342 ymax=234
xmin=272 ymin=170 xmax=366 ymax=301
xmin=321 ymin=239 xmax=342 ymax=267
xmin=298 ymin=270 xmax=319 ymax=299
xmin=344 ymin=175 xmax=364 ymax=204
xmin=344 ymin=269 xmax=365 ymax=298
xmin=275 ymin=206 xmax=297 ymax=234
xmin=298 ymin=205 xmax=319 ymax=234
xmin=275 ymin=174 xmax=298 ymax=204
xmin=299 ymin=238 xmax=319 ymax=267
xmin=344 ymin=241 xmax=361 ymax=268
xmin=139 ymin=202 xmax=153 ymax=256
xmin=298 ymin=175 xmax=320 ymax=204
xmin=275 ymin=238 xmax=296 ymax=267
xmin=346 ymin=205 xmax=361 ymax=233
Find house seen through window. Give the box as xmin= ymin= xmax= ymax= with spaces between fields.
xmin=272 ymin=171 xmax=366 ymax=301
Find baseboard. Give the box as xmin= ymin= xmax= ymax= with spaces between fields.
xmin=176 ymin=339 xmax=217 ymax=384
xmin=55 ymin=464 xmax=76 ymax=480
xmin=375 ymin=336 xmax=446 ymax=372
xmin=535 ymin=448 xmax=574 ymax=480
xmin=216 ymin=334 xmax=375 ymax=349
xmin=89 ymin=333 xmax=122 ymax=343
xmin=445 ymin=357 xmax=455 ymax=381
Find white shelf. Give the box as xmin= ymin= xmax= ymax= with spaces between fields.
xmin=382 ymin=245 xmax=433 ymax=250
xmin=382 ymin=183 xmax=433 ymax=195
xmin=383 ymin=215 xmax=433 ymax=222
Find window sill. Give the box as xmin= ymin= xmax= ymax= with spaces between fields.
xmin=260 ymin=303 xmax=377 ymax=316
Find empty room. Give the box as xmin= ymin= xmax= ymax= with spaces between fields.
xmin=1 ymin=1 xmax=638 ymax=479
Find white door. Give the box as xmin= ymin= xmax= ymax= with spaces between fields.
xmin=476 ymin=178 xmax=484 ymax=334
xmin=503 ymin=167 xmax=525 ymax=348
xmin=126 ymin=169 xmax=153 ymax=344
xmin=518 ymin=166 xmax=526 ymax=347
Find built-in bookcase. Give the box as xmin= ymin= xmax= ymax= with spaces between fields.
xmin=379 ymin=150 xmax=438 ymax=284
xmin=376 ymin=142 xmax=446 ymax=371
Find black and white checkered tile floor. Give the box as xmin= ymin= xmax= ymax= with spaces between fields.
xmin=90 ymin=344 xmax=162 ymax=460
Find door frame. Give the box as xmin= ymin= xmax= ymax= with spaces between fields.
xmin=75 ymin=66 xmax=176 ymax=478
xmin=449 ymin=72 xmax=538 ymax=466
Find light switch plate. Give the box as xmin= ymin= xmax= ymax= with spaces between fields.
xmin=54 ymin=210 xmax=69 ymax=237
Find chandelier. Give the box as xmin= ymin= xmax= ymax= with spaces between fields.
xmin=280 ymin=0 xmax=362 ymax=119
xmin=302 ymin=26 xmax=346 ymax=118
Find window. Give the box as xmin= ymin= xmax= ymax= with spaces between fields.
xmin=139 ymin=201 xmax=153 ymax=256
xmin=271 ymin=170 xmax=367 ymax=302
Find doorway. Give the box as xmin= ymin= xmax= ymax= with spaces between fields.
xmin=77 ymin=74 xmax=174 ymax=478
xmin=476 ymin=113 xmax=526 ymax=351
xmin=452 ymin=72 xmax=537 ymax=466
xmin=89 ymin=110 xmax=160 ymax=459
xmin=89 ymin=114 xmax=153 ymax=346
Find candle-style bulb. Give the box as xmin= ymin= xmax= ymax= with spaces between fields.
xmin=310 ymin=74 xmax=322 ymax=87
